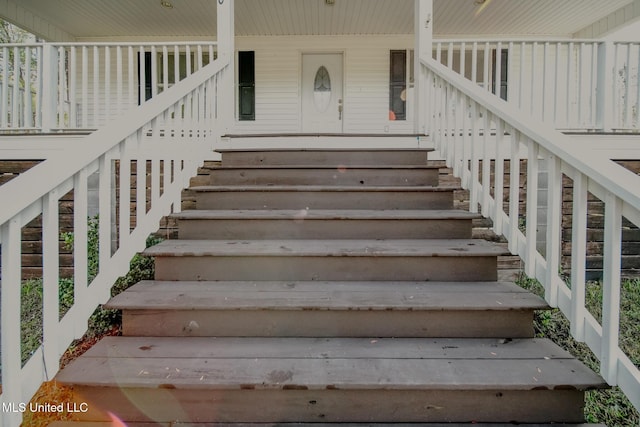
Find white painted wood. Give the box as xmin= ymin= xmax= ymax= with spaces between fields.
xmin=601 ymin=191 xmax=622 ymax=385
xmin=414 ymin=0 xmax=432 ymax=134
xmin=301 ymin=53 xmax=343 ymax=133
xmin=544 ymin=153 xmax=562 ymax=307
xmin=493 ymin=118 xmax=504 ymax=236
xmin=41 ymin=44 xmax=58 ymax=132
xmin=42 ymin=189 xmax=60 ymax=380
xmin=508 ymin=130 xmax=521 ymax=255
xmin=423 ymin=55 xmax=640 ymax=413
xmin=597 ymin=42 xmax=615 ymax=131
xmin=570 ymin=172 xmax=588 ymax=342
xmin=1 ymin=218 xmax=22 ymax=427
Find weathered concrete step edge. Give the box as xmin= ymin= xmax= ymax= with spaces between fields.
xmin=143 ymin=239 xmax=509 ymax=258
xmin=171 ymin=209 xmax=481 ymax=221
xmin=56 ymin=338 xmax=605 ymax=391
xmin=106 ymin=280 xmax=548 ymax=311
xmin=212 ymin=165 xmax=441 ymax=170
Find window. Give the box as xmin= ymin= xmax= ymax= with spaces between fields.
xmin=238 ymin=51 xmax=255 ymax=121
xmin=389 ymin=50 xmax=407 ymax=121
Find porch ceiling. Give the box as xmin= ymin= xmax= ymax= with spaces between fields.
xmin=7 ymin=0 xmax=635 ymax=40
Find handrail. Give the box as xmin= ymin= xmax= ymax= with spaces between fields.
xmin=0 ymin=56 xmax=229 ymax=426
xmin=422 ymin=55 xmax=640 ymax=412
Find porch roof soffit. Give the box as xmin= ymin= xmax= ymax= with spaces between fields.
xmin=1 ymin=0 xmax=634 ymax=41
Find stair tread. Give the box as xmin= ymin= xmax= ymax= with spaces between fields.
xmin=213 ymin=165 xmax=440 ymax=170
xmin=106 ymin=280 xmax=548 ymax=311
xmin=144 ymin=239 xmax=508 ymax=257
xmin=172 ymin=209 xmax=481 ymax=220
xmin=49 ymin=423 xmax=607 ymax=427
xmin=216 ymin=148 xmax=434 ymax=153
xmin=55 ymin=337 xmax=606 ymax=390
xmin=191 ymin=185 xmax=457 ymax=192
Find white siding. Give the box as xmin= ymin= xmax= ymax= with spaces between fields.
xmin=574 ymin=0 xmax=640 ymax=38
xmin=0 ymin=0 xmax=75 ymax=42
xmin=234 ymin=35 xmax=416 ymax=134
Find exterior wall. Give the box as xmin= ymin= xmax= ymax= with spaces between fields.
xmin=233 ymin=35 xmax=416 ymax=135
xmin=0 ymin=0 xmax=75 ymax=42
xmin=574 ymin=0 xmax=640 ymax=39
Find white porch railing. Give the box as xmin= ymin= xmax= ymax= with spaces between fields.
xmin=0 ymin=55 xmax=229 ymax=426
xmin=422 ymin=56 xmax=640 ymax=413
xmin=0 ymin=41 xmax=217 ymax=132
xmin=434 ymin=39 xmax=640 ymax=132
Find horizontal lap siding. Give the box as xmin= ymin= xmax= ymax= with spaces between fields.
xmin=234 ymin=35 xmax=415 ymax=134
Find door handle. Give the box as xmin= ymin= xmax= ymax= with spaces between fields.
xmin=338 ymin=99 xmax=343 ymax=120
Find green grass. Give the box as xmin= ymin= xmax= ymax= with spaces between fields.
xmin=517 ymin=274 xmax=640 ymax=426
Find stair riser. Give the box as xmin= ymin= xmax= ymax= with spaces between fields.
xmin=122 ymin=310 xmax=534 ymax=338
xmin=196 ymin=191 xmax=453 ymax=210
xmin=154 ymin=256 xmax=498 ymax=281
xmin=69 ymin=388 xmax=585 ymax=423
xmin=210 ymin=168 xmax=439 ymax=186
xmin=178 ymin=219 xmax=473 ymax=240
xmin=221 ymin=150 xmax=429 ymax=166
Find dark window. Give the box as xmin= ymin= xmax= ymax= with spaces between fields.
xmin=389 ymin=50 xmax=406 ymax=121
xmin=492 ymin=49 xmax=508 ymax=101
xmin=238 ymin=51 xmax=255 ymax=121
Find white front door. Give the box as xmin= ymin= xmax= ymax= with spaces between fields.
xmin=302 ymin=53 xmax=343 ymax=133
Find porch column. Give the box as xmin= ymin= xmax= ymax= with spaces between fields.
xmin=414 ymin=0 xmax=433 ymax=135
xmin=217 ymin=0 xmax=235 ymax=134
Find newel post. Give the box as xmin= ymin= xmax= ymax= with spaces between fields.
xmin=415 ymin=0 xmax=433 ymax=135
xmin=596 ymin=41 xmax=615 ymax=132
xmin=41 ymin=43 xmax=59 ymax=132
xmin=217 ymin=0 xmax=235 ymax=135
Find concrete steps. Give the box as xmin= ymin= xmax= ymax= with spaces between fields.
xmin=54 ymin=147 xmax=606 ymax=424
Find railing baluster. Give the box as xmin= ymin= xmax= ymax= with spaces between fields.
xmin=1 ymin=217 xmax=23 ymax=426
xmin=525 ymin=139 xmax=539 ymax=277
xmin=162 ymin=45 xmax=169 ymax=93
xmin=73 ymin=168 xmax=89 ymax=327
xmin=601 ymin=191 xmax=623 ymax=385
xmin=637 ymin=44 xmax=640 ymax=129
xmin=151 ymin=46 xmax=158 ymax=98
xmin=42 ymin=188 xmax=60 ymax=378
xmin=493 ymin=118 xmax=505 ymax=235
xmin=35 ymin=45 xmax=43 ymax=128
xmin=128 ymin=46 xmax=135 ymax=110
xmin=174 ymin=45 xmax=181 ymax=85
xmin=469 ymin=100 xmax=479 ymax=213
xmin=151 ymin=118 xmax=161 ymax=205
xmin=471 ymin=42 xmax=478 ymax=84
xmin=119 ymin=137 xmax=132 ymax=246
xmin=483 ymin=42 xmax=490 ymax=93
xmin=570 ymin=172 xmax=588 ymax=342
xmin=99 ymin=153 xmax=112 ymax=274
xmin=545 ymin=152 xmax=562 ymax=307
xmin=459 ymin=42 xmax=466 ymax=77
xmin=624 ymin=43 xmax=633 ymax=129
xmin=105 ymin=46 xmax=111 ymax=125
xmin=93 ymin=46 xmax=100 ymax=128
xmin=591 ymin=42 xmax=598 ymax=128
xmin=519 ymin=42 xmax=526 ymax=110
xmin=495 ymin=42 xmax=502 ymax=98
xmin=136 ymin=130 xmax=146 ymax=228
xmin=481 ymin=108 xmax=491 ymax=217
xmin=508 ymin=129 xmax=521 ymax=254
xmin=116 ymin=46 xmax=123 ymax=117
xmin=566 ymin=42 xmax=574 ymax=128
xmin=69 ymin=47 xmax=78 ymax=127
xmin=447 ymin=42 xmax=454 ymax=71
xmin=24 ymin=46 xmax=33 ymax=128
xmin=139 ymin=46 xmax=146 ymax=106
xmin=542 ymin=42 xmax=549 ymax=122
xmin=12 ymin=46 xmax=21 ymax=127
xmin=2 ymin=46 xmax=8 ymax=127
xmin=553 ymin=43 xmax=561 ymax=126
xmin=82 ymin=46 xmax=89 ymax=128
xmin=531 ymin=42 xmax=538 ymax=118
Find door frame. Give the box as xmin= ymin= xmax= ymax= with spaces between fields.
xmin=299 ymin=50 xmax=346 ymax=133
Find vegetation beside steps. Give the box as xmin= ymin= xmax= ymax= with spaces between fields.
xmin=17 ymin=218 xmax=160 ymax=426
xmin=517 ymin=273 xmax=640 ymax=426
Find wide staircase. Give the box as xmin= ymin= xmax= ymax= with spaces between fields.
xmin=54 ymin=148 xmax=606 ymax=425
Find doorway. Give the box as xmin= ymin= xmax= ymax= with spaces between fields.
xmin=302 ymin=53 xmax=344 ymax=133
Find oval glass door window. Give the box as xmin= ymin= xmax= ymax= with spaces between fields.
xmin=313 ymin=66 xmax=332 ymax=112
